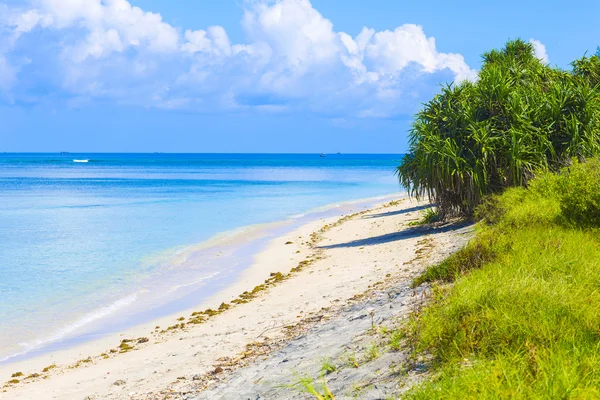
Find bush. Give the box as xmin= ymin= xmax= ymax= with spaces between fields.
xmin=397 ymin=40 xmax=600 ymax=219
xmin=557 ymin=159 xmax=600 ymax=228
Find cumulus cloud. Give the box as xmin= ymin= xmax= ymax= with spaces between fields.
xmin=0 ymin=0 xmax=476 ymax=117
xmin=529 ymin=38 xmax=549 ymax=64
xmin=37 ymin=0 xmax=180 ymax=59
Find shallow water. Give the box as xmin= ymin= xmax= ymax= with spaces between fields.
xmin=0 ymin=153 xmax=403 ymax=362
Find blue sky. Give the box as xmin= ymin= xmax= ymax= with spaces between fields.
xmin=0 ymin=0 xmax=598 ymax=153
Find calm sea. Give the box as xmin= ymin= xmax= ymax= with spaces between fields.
xmin=0 ymin=153 xmax=403 ymax=362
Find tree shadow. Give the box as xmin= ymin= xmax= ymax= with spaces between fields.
xmin=319 ymin=221 xmax=472 ymax=249
xmin=363 ymin=203 xmax=433 ymax=219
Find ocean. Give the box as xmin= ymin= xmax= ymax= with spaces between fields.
xmin=0 ymin=153 xmax=404 ymax=363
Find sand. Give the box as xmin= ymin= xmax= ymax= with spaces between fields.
xmin=0 ymin=197 xmax=472 ymax=399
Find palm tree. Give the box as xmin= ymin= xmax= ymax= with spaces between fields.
xmin=398 ymin=39 xmax=600 ymax=218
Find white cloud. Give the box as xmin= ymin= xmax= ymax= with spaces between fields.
xmin=182 ymin=26 xmax=238 ymax=57
xmin=0 ymin=0 xmax=476 ymax=117
xmin=0 ymin=55 xmax=17 ymax=92
xmin=13 ymin=9 xmax=51 ymax=35
xmin=242 ymin=0 xmax=341 ymax=70
xmin=33 ymin=0 xmax=180 ymax=59
xmin=181 ymin=29 xmax=214 ymax=55
xmin=69 ymin=28 xmax=124 ymax=62
xmin=529 ymin=38 xmax=549 ymax=64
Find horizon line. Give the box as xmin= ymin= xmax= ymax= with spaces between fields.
xmin=0 ymin=152 xmax=405 ymax=155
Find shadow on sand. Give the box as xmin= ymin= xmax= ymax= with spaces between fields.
xmin=318 ymin=221 xmax=471 ymax=250
xmin=363 ymin=203 xmax=433 ymax=219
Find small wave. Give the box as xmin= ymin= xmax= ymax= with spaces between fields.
xmin=73 ymin=159 xmax=89 ymax=163
xmin=142 ymin=222 xmax=284 ymax=269
xmin=0 ymin=292 xmax=141 ymax=363
xmin=166 ymin=272 xmax=221 ymax=293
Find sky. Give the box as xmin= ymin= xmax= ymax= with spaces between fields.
xmin=0 ymin=0 xmax=599 ymax=153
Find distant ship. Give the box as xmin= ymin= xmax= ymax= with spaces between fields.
xmin=320 ymin=153 xmax=327 ymax=157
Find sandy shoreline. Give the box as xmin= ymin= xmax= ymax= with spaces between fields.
xmin=0 ymin=194 xmax=397 ymax=366
xmin=0 ymin=196 xmax=470 ymax=399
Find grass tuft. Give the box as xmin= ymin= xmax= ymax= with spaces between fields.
xmin=365 ymin=342 xmax=380 ymax=362
xmin=290 ymin=374 xmax=335 ymax=400
xmin=408 ymin=208 xmax=440 ymax=226
xmin=320 ymin=358 xmax=337 ymax=375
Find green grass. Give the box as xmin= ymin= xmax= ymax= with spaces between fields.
xmin=389 ymin=329 xmax=405 ymax=351
xmin=365 ymin=342 xmax=381 ymax=362
xmin=404 ymin=161 xmax=600 ymax=399
xmin=320 ymin=358 xmax=337 ymax=375
xmin=408 ymin=208 xmax=440 ymax=227
xmin=290 ymin=374 xmax=335 ymax=400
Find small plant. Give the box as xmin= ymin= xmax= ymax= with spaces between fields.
xmin=320 ymin=358 xmax=337 ymax=375
xmin=408 ymin=208 xmax=440 ymax=226
xmin=350 ymin=382 xmax=368 ymax=398
xmin=291 ymin=374 xmax=335 ymax=400
xmin=389 ymin=329 xmax=405 ymax=351
xmin=365 ymin=342 xmax=380 ymax=362
xmin=345 ymin=352 xmax=359 ymax=368
xmin=10 ymin=372 xmax=23 ymax=378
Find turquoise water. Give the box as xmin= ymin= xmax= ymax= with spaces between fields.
xmin=0 ymin=153 xmax=403 ymax=362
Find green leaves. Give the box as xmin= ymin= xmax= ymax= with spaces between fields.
xmin=398 ymin=39 xmax=600 ymax=218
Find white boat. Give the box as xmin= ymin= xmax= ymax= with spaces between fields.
xmin=73 ymin=159 xmax=89 ymax=163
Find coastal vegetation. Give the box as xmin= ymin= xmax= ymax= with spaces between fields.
xmin=395 ymin=39 xmax=600 ymax=398
xmin=405 ymin=160 xmax=600 ymax=398
xmin=397 ymin=39 xmax=600 ymax=218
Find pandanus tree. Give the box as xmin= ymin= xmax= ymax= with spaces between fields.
xmin=398 ymin=39 xmax=600 ymax=218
